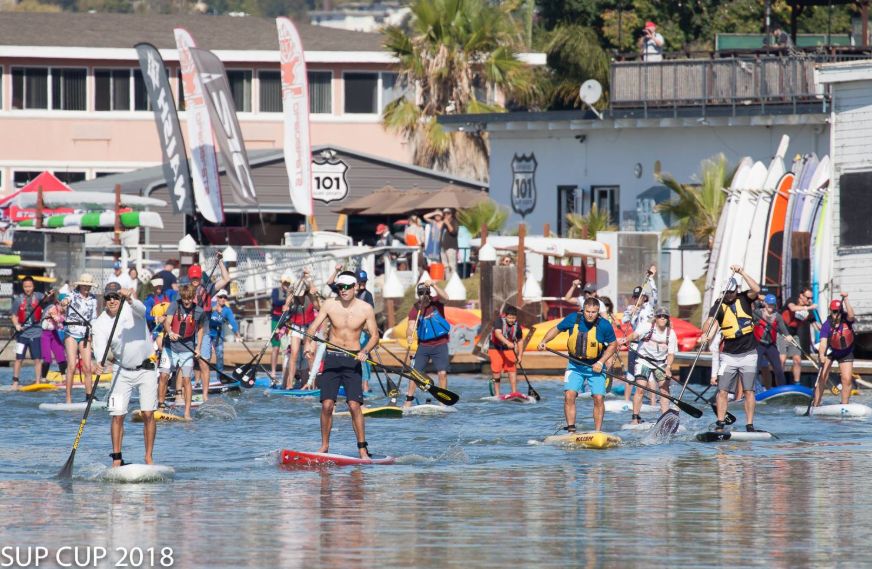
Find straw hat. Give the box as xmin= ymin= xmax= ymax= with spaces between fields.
xmin=75 ymin=273 xmax=97 ymax=287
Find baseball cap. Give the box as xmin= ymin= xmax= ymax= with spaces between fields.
xmin=104 ymin=282 xmax=122 ymax=295
xmin=645 ymin=21 xmax=656 ymax=29
xmin=151 ymin=278 xmax=164 ymax=288
xmin=113 ymin=260 xmax=123 ymax=270
xmin=764 ymin=294 xmax=777 ymax=305
xmin=187 ymin=264 xmax=203 ymax=279
xmin=632 ymin=286 xmax=643 ymax=297
xmin=179 ymin=276 xmax=192 ymax=286
xmin=582 ymin=283 xmax=596 ymax=293
xmin=335 ymin=272 xmax=357 ymax=287
xmin=357 ymin=270 xmax=368 ymax=282
xmin=442 ymin=208 xmax=453 ymax=213
xmin=830 ymin=299 xmax=842 ymax=311
xmin=216 ymin=289 xmax=229 ymax=298
xmin=281 ymin=271 xmax=294 ymax=284
xmin=375 ymin=223 xmax=389 ymax=235
xmin=654 ymin=306 xmax=670 ymax=317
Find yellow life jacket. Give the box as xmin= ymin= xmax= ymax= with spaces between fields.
xmin=567 ymin=313 xmax=606 ymax=360
xmin=719 ymin=299 xmax=754 ymax=340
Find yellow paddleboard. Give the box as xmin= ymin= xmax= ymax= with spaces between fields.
xmin=20 ymin=383 xmax=58 ymax=392
xmin=544 ymin=431 xmax=622 ymax=449
xmin=131 ymin=410 xmax=189 ymax=423
xmin=335 ymin=406 xmax=404 ymax=418
xmin=46 ymin=371 xmax=113 ymax=383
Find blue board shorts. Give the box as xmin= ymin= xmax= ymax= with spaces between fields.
xmin=564 ymin=366 xmax=606 ymax=396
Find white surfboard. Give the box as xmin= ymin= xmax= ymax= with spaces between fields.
xmin=98 ymin=464 xmax=175 ymax=483
xmin=721 ymin=161 xmax=768 ymax=286
xmin=604 ymin=399 xmax=659 ymax=413
xmin=795 ymin=404 xmax=872 ymax=417
xmin=745 ymin=135 xmax=789 ymax=283
xmin=39 ymin=401 xmax=108 ymax=412
xmin=402 ymin=404 xmax=457 ymax=416
xmin=15 ymin=191 xmax=167 ymax=210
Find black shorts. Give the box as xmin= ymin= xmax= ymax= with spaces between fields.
xmin=319 ymin=351 xmax=364 ymax=404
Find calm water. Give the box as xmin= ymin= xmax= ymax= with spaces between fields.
xmin=1 ymin=366 xmax=870 ymax=569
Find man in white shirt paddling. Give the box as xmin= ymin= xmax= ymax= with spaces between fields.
xmin=92 ymin=282 xmax=158 ymax=467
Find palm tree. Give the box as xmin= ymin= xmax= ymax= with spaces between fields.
xmin=541 ymin=23 xmax=610 ymax=110
xmin=382 ymin=0 xmax=535 ymax=181
xmin=456 ymin=198 xmax=509 ymax=238
xmin=565 ymin=204 xmax=616 ymax=239
xmin=655 ymin=154 xmax=731 ymax=248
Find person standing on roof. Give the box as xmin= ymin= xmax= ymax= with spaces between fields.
xmin=639 ymin=21 xmax=664 ymax=62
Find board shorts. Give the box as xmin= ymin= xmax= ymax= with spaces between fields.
xmin=633 ymin=359 xmax=668 ymax=383
xmin=199 ymin=335 xmax=212 ymax=360
xmin=319 ymin=350 xmax=364 ymax=404
xmin=15 ymin=336 xmax=42 ymax=360
xmin=564 ymin=366 xmax=606 ymax=396
xmin=108 ymin=367 xmax=158 ymax=416
xmin=777 ymin=335 xmax=801 ymax=358
xmin=830 ymin=351 xmax=854 ymax=363
xmin=488 ymin=348 xmax=517 ymax=374
xmin=164 ymin=348 xmax=195 ymax=376
xmin=413 ymin=343 xmax=450 ymax=374
xmin=717 ymin=350 xmax=758 ymax=392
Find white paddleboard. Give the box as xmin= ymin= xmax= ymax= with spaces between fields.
xmin=98 ymin=464 xmax=175 ymax=483
xmin=39 ymin=401 xmax=108 ymax=412
xmin=723 ymin=160 xmax=768 ymax=280
xmin=403 ymin=404 xmax=457 ymax=415
xmin=603 ymin=399 xmax=659 ymax=413
xmin=795 ymin=404 xmax=872 ymax=418
xmin=696 ymin=430 xmax=774 ymax=442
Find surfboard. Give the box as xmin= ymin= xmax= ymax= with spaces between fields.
xmin=280 ymin=449 xmax=396 ymax=467
xmin=543 ymin=431 xmax=622 ymax=449
xmin=265 ymin=387 xmax=320 ymax=397
xmin=334 ymin=406 xmax=403 ymax=418
xmin=794 ymin=404 xmax=872 ymax=417
xmin=784 ymin=154 xmax=818 ymax=297
xmin=45 ymin=371 xmax=113 ymax=384
xmin=696 ymin=430 xmax=774 ymax=442
xmin=745 ymin=135 xmax=789 ymax=283
xmin=764 ymin=172 xmax=794 ymax=287
xmin=604 ymin=399 xmax=659 ymax=413
xmin=402 ymin=404 xmax=457 ymax=415
xmin=99 ymin=464 xmax=175 ymax=483
xmin=20 ymin=383 xmax=57 ymax=392
xmin=131 ymin=410 xmax=190 ymax=422
xmin=15 ymin=191 xmax=167 ymax=210
xmin=499 ymin=392 xmax=536 ymax=403
xmin=722 ymin=160 xmax=768 ymax=283
xmin=755 ymin=384 xmax=813 ymax=404
xmin=39 ymin=400 xmax=108 ymax=411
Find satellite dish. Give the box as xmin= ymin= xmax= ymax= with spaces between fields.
xmin=579 ymin=80 xmax=604 ymax=120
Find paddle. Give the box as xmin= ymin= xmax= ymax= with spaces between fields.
xmin=371 ymin=349 xmax=400 ymax=402
xmin=1 ymin=289 xmax=55 ymax=356
xmin=57 ymin=292 xmax=126 ymax=479
xmin=514 ymin=327 xmax=540 ymax=401
xmin=803 ymin=365 xmax=826 ymax=416
xmin=626 ymin=345 xmax=736 ymax=425
xmin=232 ymin=309 xmax=292 ymax=388
xmin=545 ymin=347 xmax=703 ymax=418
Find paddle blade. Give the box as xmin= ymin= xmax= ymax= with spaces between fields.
xmin=57 ymin=452 xmax=76 ymax=479
xmin=706 ymin=398 xmax=737 ymax=425
xmin=426 ymin=384 xmax=460 ymax=406
xmin=233 ymin=364 xmax=256 ymax=388
xmin=653 ymin=409 xmax=680 ymax=436
xmin=674 ymin=398 xmax=704 ymax=418
xmin=528 ymin=386 xmax=541 ymax=402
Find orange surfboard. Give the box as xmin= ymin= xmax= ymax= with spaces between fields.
xmin=764 ymin=172 xmax=794 ymax=287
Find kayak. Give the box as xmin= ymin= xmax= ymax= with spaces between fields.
xmin=696 ymin=430 xmax=774 ymax=442
xmin=280 ymin=449 xmax=396 ymax=467
xmin=39 ymin=400 xmax=108 ymax=412
xmin=543 ymin=431 xmax=622 ymax=449
xmin=46 ymin=371 xmax=113 ymax=383
xmin=98 ymin=464 xmax=175 ymax=483
xmin=794 ymin=404 xmax=872 ymax=417
xmin=20 ymin=383 xmax=57 ymax=392
xmin=335 ymin=406 xmax=403 ymax=418
xmin=132 ymin=410 xmax=190 ymax=422
xmin=499 ymin=392 xmax=536 ymax=404
xmin=604 ymin=400 xmax=659 ymax=413
xmin=402 ymin=404 xmax=456 ymax=415
xmin=756 ymin=384 xmax=813 ymax=404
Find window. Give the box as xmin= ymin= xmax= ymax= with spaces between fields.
xmin=133 ymin=70 xmax=151 ymax=111
xmin=227 ymin=70 xmax=252 ymax=112
xmin=51 ymin=68 xmax=87 ymax=110
xmin=344 ymin=72 xmax=378 ymax=114
xmin=13 ymin=171 xmax=42 ymax=189
xmin=54 ymin=171 xmax=86 ymax=185
xmin=309 ymin=71 xmax=332 ymax=114
xmin=95 ymin=69 xmax=131 ymax=111
xmin=11 ymin=68 xmax=48 ymax=109
xmin=259 ymin=70 xmax=281 ymax=113
xmin=557 ymin=186 xmax=578 ymax=237
xmin=95 ymin=171 xmax=120 ymax=178
xmin=839 ymin=172 xmax=872 ymax=247
xmin=591 ymin=185 xmax=620 ymax=226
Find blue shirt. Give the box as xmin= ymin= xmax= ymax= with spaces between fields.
xmin=209 ymin=306 xmax=239 ymax=339
xmin=556 ymin=313 xmax=616 ymax=371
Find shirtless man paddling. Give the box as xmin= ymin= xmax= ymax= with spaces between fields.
xmin=304 ymin=271 xmax=379 ymax=459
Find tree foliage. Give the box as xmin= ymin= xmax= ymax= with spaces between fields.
xmin=456 ymin=198 xmax=509 ymax=238
xmin=565 ymin=204 xmax=616 ymax=240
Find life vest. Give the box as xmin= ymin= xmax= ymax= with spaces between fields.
xmin=152 ymin=293 xmax=173 ymax=305
xmin=272 ymin=288 xmax=288 ymax=317
xmin=718 ymin=300 xmax=754 ymax=340
xmin=781 ymin=308 xmax=799 ymax=330
xmin=829 ymin=318 xmax=855 ymax=351
xmin=151 ymin=301 xmax=170 ymax=320
xmin=17 ymin=294 xmax=42 ymax=325
xmin=416 ymin=304 xmax=451 ymax=342
xmin=288 ymin=300 xmax=316 ymax=326
xmin=490 ymin=317 xmax=520 ymax=350
xmin=567 ymin=313 xmax=606 ymax=361
xmin=169 ymin=303 xmax=199 ymax=340
xmin=641 ymin=323 xmax=671 ymax=348
xmin=753 ymin=317 xmax=777 ymax=344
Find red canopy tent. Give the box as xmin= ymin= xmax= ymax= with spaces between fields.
xmin=0 ymin=171 xmax=74 ymax=223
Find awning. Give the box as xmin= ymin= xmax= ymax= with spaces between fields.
xmin=334 ymin=185 xmax=405 ymax=214
xmin=470 ymin=236 xmax=609 ymax=259
xmin=415 ymin=186 xmax=489 ymax=211
xmin=0 ymin=172 xmax=75 ymax=222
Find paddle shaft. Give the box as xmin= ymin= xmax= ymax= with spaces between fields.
xmin=804 ymin=365 xmax=826 ymax=415
xmin=177 ymin=340 xmax=239 ymax=385
xmin=1 ymin=290 xmax=55 ymax=355
xmin=678 ymin=270 xmax=737 ymax=399
xmin=233 ymin=307 xmax=293 ymax=386
xmin=545 ymin=347 xmax=703 ymax=418
xmin=513 ymin=328 xmax=540 ymax=401
xmin=57 ymin=293 xmax=126 ymax=479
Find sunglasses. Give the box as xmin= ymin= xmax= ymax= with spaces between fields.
xmin=803 ymin=295 xmax=813 ymax=300
xmin=337 ymin=284 xmax=355 ymax=291
xmin=104 ymin=293 xmax=121 ymax=301
xmin=656 ymin=315 xmax=668 ymax=319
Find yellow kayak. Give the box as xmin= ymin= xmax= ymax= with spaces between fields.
xmin=20 ymin=383 xmax=58 ymax=392
xmin=46 ymin=371 xmax=113 ymax=384
xmin=544 ymin=431 xmax=622 ymax=449
xmin=131 ymin=410 xmax=190 ymax=423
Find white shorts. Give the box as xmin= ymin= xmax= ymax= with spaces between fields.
xmin=108 ymin=368 xmax=158 ymax=416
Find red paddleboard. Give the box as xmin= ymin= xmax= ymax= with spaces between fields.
xmin=280 ymin=449 xmax=396 ymax=467
xmin=499 ymin=392 xmax=531 ymax=403
xmin=764 ymin=172 xmax=794 ymax=286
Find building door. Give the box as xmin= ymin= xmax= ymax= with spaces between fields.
xmin=556 ymin=185 xmax=578 ymax=236
xmin=591 ymin=185 xmax=620 ymax=226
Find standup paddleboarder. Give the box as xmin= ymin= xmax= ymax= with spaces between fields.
xmin=537 ymin=297 xmax=616 ymax=433
xmin=814 ymin=293 xmax=856 ymax=406
xmin=92 ymin=283 xmax=158 ymax=467
xmin=700 ymin=265 xmax=761 ymax=432
xmin=488 ymin=305 xmax=524 ymax=396
xmin=619 ymin=306 xmax=677 ymax=424
xmin=303 ymin=271 xmax=379 ymax=459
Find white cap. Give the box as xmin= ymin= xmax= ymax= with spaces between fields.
xmin=281 ymin=271 xmax=294 ymax=284
xmin=151 ymin=278 xmax=164 ymax=287
xmin=216 ymin=289 xmax=229 ymax=297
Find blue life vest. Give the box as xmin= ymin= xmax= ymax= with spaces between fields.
xmin=416 ymin=305 xmax=451 ymax=342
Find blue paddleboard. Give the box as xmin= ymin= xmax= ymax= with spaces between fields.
xmin=756 ymin=384 xmax=813 ymax=404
